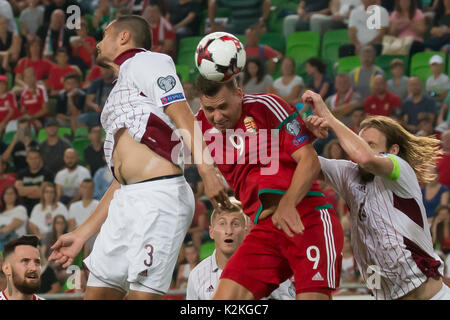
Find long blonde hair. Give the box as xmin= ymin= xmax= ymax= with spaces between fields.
xmin=360 ymin=116 xmax=441 ymax=184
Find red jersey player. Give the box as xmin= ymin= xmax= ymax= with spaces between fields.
xmin=195 ymin=76 xmax=344 ymax=300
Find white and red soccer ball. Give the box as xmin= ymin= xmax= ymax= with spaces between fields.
xmin=195 ymin=32 xmax=246 ymax=82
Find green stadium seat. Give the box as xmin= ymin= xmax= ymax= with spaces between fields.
xmin=286 ymin=31 xmax=320 ymax=64
xmin=337 ymin=56 xmax=361 ymax=74
xmin=74 ymin=126 xmax=89 ymax=139
xmin=268 ymin=2 xmax=298 ymax=34
xmin=2 ymin=131 xmax=16 ymax=145
xmin=410 ymin=52 xmax=447 ymax=84
xmin=58 ymin=127 xmax=72 ymax=140
xmin=259 ymin=32 xmax=286 ymax=54
xmin=37 ymin=128 xmax=48 ymax=143
xmin=321 ymin=29 xmax=349 ymax=62
xmin=175 ymin=64 xmax=190 ymax=83
xmin=236 ymin=34 xmax=246 ymax=44
xmin=72 ymin=138 xmax=92 ymax=165
xmin=375 ymin=54 xmax=409 ymax=79
xmin=199 ymin=240 xmax=215 ymax=261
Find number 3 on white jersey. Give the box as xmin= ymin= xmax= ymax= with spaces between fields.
xmin=229 ymin=134 xmax=244 ymax=157
xmin=307 ymin=246 xmax=320 ymax=269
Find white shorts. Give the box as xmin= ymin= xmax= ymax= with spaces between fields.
xmin=84 ymin=175 xmax=195 ymax=295
xmin=430 ymin=283 xmax=450 ymax=300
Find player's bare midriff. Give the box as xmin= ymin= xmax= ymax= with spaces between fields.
xmin=398 ymin=277 xmax=443 ymax=300
xmin=259 ymin=193 xmax=283 ymax=221
xmin=112 ymin=128 xmax=182 ymax=185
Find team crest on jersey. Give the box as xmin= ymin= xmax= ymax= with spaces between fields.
xmin=244 ymin=116 xmax=257 ymax=133
xmin=286 ymin=119 xmax=301 ymax=136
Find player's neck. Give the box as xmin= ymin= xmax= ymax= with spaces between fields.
xmin=4 ymin=286 xmax=34 ymax=300
xmin=214 ymin=250 xmax=231 ymax=270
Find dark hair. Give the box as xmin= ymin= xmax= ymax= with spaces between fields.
xmin=88 ymin=125 xmax=101 ymax=133
xmin=195 ymin=74 xmax=238 ymax=97
xmin=49 ymin=215 xmax=68 ymax=253
xmin=306 ymin=57 xmax=326 ymax=74
xmin=112 ymin=15 xmax=152 ymax=50
xmin=351 ymin=106 xmax=365 ymax=115
xmin=0 ymin=185 xmax=21 ymax=212
xmin=243 ymin=56 xmax=265 ymax=85
xmin=64 ymin=73 xmax=81 ymax=83
xmin=27 ymin=146 xmax=41 ymax=156
xmin=3 ymin=235 xmax=40 ymax=260
xmin=82 ymin=178 xmax=94 ymax=184
xmin=56 ymin=47 xmax=69 ymax=56
xmin=395 ymin=0 xmax=417 ymax=20
xmin=26 ymin=37 xmax=43 ymax=59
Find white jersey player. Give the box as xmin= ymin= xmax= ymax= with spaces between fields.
xmin=186 ymin=199 xmax=296 ymax=300
xmin=303 ymin=90 xmax=450 ymax=300
xmin=48 ymin=15 xmax=230 ymax=300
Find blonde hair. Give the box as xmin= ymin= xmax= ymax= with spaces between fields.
xmin=210 ymin=197 xmax=246 ymax=226
xmin=360 ymin=116 xmax=441 ymax=184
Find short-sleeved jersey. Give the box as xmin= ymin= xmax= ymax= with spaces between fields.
xmin=101 ymin=48 xmax=186 ymax=172
xmin=0 ymin=290 xmax=44 ymax=300
xmin=20 ymin=84 xmax=48 ymax=115
xmin=319 ymin=155 xmax=444 ymax=300
xmin=196 ymin=93 xmax=327 ymax=223
xmin=0 ymin=92 xmax=18 ymax=122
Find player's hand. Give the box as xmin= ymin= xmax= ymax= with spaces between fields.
xmin=271 ymin=198 xmax=304 ymax=237
xmin=301 ymin=90 xmax=334 ymax=121
xmin=48 ymin=231 xmax=85 ymax=269
xmin=305 ymin=115 xmax=329 ymax=140
xmin=201 ymin=168 xmax=233 ymax=211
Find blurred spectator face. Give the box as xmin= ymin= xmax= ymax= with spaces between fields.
xmin=0 ymin=16 xmax=7 ymax=32
xmin=55 ymin=0 xmax=66 ymax=7
xmin=28 ymin=39 xmax=42 ymax=58
xmin=99 ymin=0 xmax=111 ymax=10
xmin=330 ymin=143 xmax=345 ymax=159
xmin=418 ymin=118 xmax=434 ymax=137
xmin=26 ymin=151 xmax=42 ymax=171
xmin=209 ymin=211 xmax=246 ymax=256
xmin=50 ymin=10 xmax=65 ymax=30
xmin=0 ymin=80 xmax=7 ymax=94
xmin=390 ymin=65 xmax=404 ymax=78
xmin=53 ymin=215 xmax=67 ymax=234
xmin=63 ymin=77 xmax=80 ymax=93
xmin=88 ymin=126 xmax=102 ymax=143
xmin=184 ymin=246 xmax=199 ymax=265
xmin=63 ymin=149 xmax=78 ymax=169
xmin=144 ymin=5 xmax=161 ymax=25
xmin=43 ymin=184 xmax=57 ymax=205
xmin=408 ymin=77 xmax=422 ymax=97
xmin=182 ymin=82 xmax=196 ymax=101
xmin=430 ymin=63 xmax=443 ymax=75
xmin=398 ymin=0 xmax=412 ymax=11
xmin=3 ymin=186 xmax=18 ymax=207
xmin=343 ymin=233 xmax=351 ymax=252
xmin=373 ymin=75 xmax=386 ymax=95
xmin=79 ymin=181 xmax=94 ymax=199
xmin=441 ymin=131 xmax=450 ymax=152
xmin=281 ymin=58 xmax=295 ymax=76
xmin=245 ymin=27 xmax=259 ymax=47
xmin=335 ymin=74 xmax=351 ymax=94
xmin=247 ymin=61 xmax=259 ymax=78
xmin=351 ymin=109 xmax=365 ymax=127
xmin=76 ymin=20 xmax=88 ymax=38
xmin=45 ymin=124 xmax=58 ymax=137
xmin=362 ymin=0 xmax=377 ymax=8
xmin=56 ymin=51 xmax=69 ymax=66
xmin=23 ymin=68 xmax=37 ymax=87
xmin=27 ymin=0 xmax=39 ymax=7
xmin=360 ymin=48 xmax=375 ymax=66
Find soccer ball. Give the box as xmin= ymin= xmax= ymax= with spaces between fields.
xmin=195 ymin=32 xmax=246 ymax=82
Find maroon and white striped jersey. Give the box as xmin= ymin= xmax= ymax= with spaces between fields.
xmin=0 ymin=290 xmax=44 ymax=300
xmin=319 ymin=155 xmax=444 ymax=300
xmin=101 ymin=48 xmax=186 ymax=173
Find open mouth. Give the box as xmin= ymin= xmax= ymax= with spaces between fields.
xmin=26 ymin=274 xmax=38 ymax=280
xmin=224 ymin=239 xmax=234 ymax=244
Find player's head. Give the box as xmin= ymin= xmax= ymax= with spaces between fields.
xmin=359 ymin=115 xmax=441 ymax=184
xmin=96 ymin=15 xmax=152 ymax=63
xmin=209 ymin=198 xmax=247 ymax=257
xmin=1 ymin=235 xmax=41 ymax=295
xmin=195 ymin=75 xmax=243 ymax=131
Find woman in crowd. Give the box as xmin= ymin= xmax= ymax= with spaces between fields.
xmin=176 ymin=242 xmax=200 ymax=289
xmin=0 ymin=186 xmax=28 ymax=251
xmin=422 ymin=167 xmax=450 ymax=225
xmin=241 ymin=57 xmax=275 ymax=94
xmin=272 ymin=57 xmax=304 ymax=106
xmin=305 ymin=57 xmax=335 ymax=100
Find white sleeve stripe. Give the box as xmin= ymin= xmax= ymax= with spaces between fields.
xmin=244 ymin=94 xmax=290 ymax=120
xmin=262 ymin=94 xmax=290 ymax=118
xmin=244 ymin=98 xmax=283 ymax=122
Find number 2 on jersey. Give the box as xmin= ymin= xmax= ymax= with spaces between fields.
xmin=306 ymin=246 xmax=320 ymax=269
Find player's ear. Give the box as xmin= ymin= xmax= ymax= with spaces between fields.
xmin=2 ymin=262 xmax=11 ymax=277
xmin=209 ymin=226 xmax=214 ymax=240
xmin=119 ymin=30 xmax=131 ymax=45
xmin=388 ymin=144 xmax=399 ymax=156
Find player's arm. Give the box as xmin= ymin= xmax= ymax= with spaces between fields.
xmin=303 ymin=90 xmax=395 ymax=179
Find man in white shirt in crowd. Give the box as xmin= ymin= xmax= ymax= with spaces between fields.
xmin=186 ymin=199 xmax=296 ymax=300
xmin=54 ymin=148 xmax=91 ymax=206
xmin=68 ymin=179 xmax=99 ymax=231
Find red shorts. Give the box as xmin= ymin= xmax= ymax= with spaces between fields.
xmin=221 ymin=206 xmax=343 ymax=299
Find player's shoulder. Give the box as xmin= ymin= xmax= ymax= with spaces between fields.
xmin=243 ymin=93 xmax=294 ymax=123
xmin=130 ymin=50 xmax=175 ymax=68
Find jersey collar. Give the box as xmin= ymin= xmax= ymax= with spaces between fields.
xmin=113 ymin=48 xmax=147 ymax=66
xmin=211 ymin=250 xmax=219 ymax=272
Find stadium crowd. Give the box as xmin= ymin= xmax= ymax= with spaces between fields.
xmin=0 ymin=0 xmax=449 ymax=298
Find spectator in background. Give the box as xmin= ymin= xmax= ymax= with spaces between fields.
xmin=84 ymin=126 xmax=105 ymax=176
xmin=54 ymin=148 xmax=91 ymax=205
xmin=47 ymin=48 xmax=82 ymax=96
xmin=364 ymin=74 xmax=402 ymax=118
xmin=283 ymin=0 xmax=331 ymax=37
xmin=167 ymin=0 xmax=199 ymax=38
xmin=43 ymin=0 xmax=82 ymax=22
xmin=184 ymin=189 xmax=208 ymax=251
xmin=388 ymin=0 xmax=426 ymax=56
xmin=28 ymin=182 xmax=68 ymax=239
xmin=244 ymin=24 xmax=283 ymax=76
xmin=273 ymin=57 xmax=304 ymax=106
xmin=438 ymin=91 xmax=450 ymax=127
xmin=19 ymin=0 xmax=44 ymax=41
xmin=39 ymin=117 xmax=72 ymax=175
xmin=340 ymin=0 xmax=389 ymax=57
xmin=416 ymin=115 xmax=436 ymax=137
xmin=79 ymin=66 xmax=115 ymax=127
xmin=15 ymin=147 xmax=54 ymax=215
xmin=0 ymin=0 xmax=19 ymax=35
xmin=0 ymin=186 xmax=28 ymax=248
xmin=0 ymin=160 xmax=16 ymax=196
xmin=241 ymin=57 xmax=274 ymax=94
xmin=348 ymin=106 xmax=366 ymax=134
xmin=422 ymin=166 xmax=449 ymax=224
xmin=92 ymin=155 xmax=113 ymax=200
xmin=350 ymin=45 xmax=384 ymax=101
xmin=401 ymin=76 xmax=437 ymax=133
xmin=437 ymin=130 xmax=450 ymax=188
xmin=310 ymin=0 xmax=361 ymax=35
xmin=1 ymin=118 xmax=38 ymax=173
xmin=19 ymin=67 xmax=49 ymax=131
xmin=387 ymin=58 xmax=409 ymax=101
xmin=424 ymin=0 xmax=450 ymax=51
xmin=36 ymin=248 xmax=61 ymax=294
xmin=0 ymin=74 xmax=17 ymax=134
xmin=208 ymin=0 xmax=271 ymax=35
xmin=305 ymin=57 xmax=335 ymax=100
xmin=91 ymin=0 xmax=116 ymax=41
xmin=431 ymin=204 xmax=450 ymax=250
xmin=426 ymin=55 xmax=449 ymax=108
xmin=67 ymin=179 xmax=98 ymax=231
xmin=323 ymin=138 xmax=347 ymax=160
xmin=0 ymin=15 xmax=23 ymax=74
xmin=325 ymin=72 xmax=362 ymax=126
xmin=184 ymin=163 xmax=204 ymax=200
xmin=69 ymin=18 xmax=96 ymax=70
xmin=55 ymin=73 xmax=86 ymax=131
xmin=183 ymin=81 xmax=201 ymax=114
xmin=37 ymin=9 xmax=76 ymax=59
xmin=144 ymin=1 xmax=176 ymax=58
xmin=13 ymin=37 xmax=53 ymax=90
xmin=175 ymin=242 xmax=199 ymax=289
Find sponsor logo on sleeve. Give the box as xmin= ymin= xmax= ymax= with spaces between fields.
xmin=157 ymin=75 xmax=177 ymax=93
xmin=292 ymin=134 xmax=309 ymax=147
xmin=161 ymin=92 xmax=185 ymax=105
